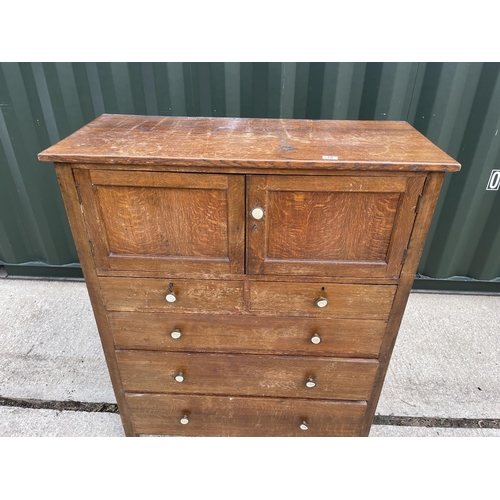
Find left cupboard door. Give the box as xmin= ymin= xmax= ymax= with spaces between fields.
xmin=73 ymin=169 xmax=245 ymax=275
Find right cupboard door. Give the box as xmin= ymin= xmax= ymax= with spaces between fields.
xmin=247 ymin=174 xmax=425 ymax=278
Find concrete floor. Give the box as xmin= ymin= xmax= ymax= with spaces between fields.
xmin=0 ymin=278 xmax=499 ymax=437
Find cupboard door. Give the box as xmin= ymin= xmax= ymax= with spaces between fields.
xmin=247 ymin=175 xmax=425 ymax=278
xmin=74 ymin=169 xmax=245 ymax=274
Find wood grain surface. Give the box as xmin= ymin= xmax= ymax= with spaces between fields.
xmin=247 ymin=174 xmax=425 ymax=277
xmin=360 ymin=172 xmax=446 ymax=436
xmin=267 ymin=191 xmax=400 ymax=261
xmin=95 ymin=269 xmax=399 ymax=284
xmin=74 ymin=169 xmax=245 ymax=274
xmin=53 ymin=165 xmax=136 ymax=436
xmin=116 ymin=350 xmax=378 ymax=400
xmin=39 ymin=115 xmax=461 ymax=171
xmin=108 ymin=312 xmax=388 ymax=358
xmin=99 ymin=276 xmax=245 ymax=313
xmin=248 ymin=281 xmax=396 ymax=319
xmin=125 ymin=392 xmax=368 ymax=437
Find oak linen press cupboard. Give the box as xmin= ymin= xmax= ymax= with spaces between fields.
xmin=39 ymin=115 xmax=460 ymax=437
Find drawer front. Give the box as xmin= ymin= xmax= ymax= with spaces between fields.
xmin=100 ymin=277 xmax=244 ymax=313
xmin=249 ymin=281 xmax=396 ymax=319
xmin=125 ymin=393 xmax=367 ymax=437
xmin=109 ymin=312 xmax=387 ymax=358
xmin=116 ymin=351 xmax=378 ymax=401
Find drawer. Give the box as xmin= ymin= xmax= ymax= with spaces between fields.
xmin=249 ymin=281 xmax=396 ymax=319
xmin=109 ymin=312 xmax=387 ymax=358
xmin=116 ymin=351 xmax=378 ymax=401
xmin=99 ymin=277 xmax=244 ymax=313
xmin=125 ymin=393 xmax=367 ymax=437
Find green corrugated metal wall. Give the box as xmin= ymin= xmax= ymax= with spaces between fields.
xmin=1 ymin=62 xmax=499 ymax=289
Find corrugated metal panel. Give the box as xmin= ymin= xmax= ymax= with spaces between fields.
xmin=410 ymin=63 xmax=500 ymax=281
xmin=1 ymin=62 xmax=499 ymax=286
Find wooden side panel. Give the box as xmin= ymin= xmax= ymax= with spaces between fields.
xmin=247 ymin=175 xmax=425 ymax=277
xmin=117 ymin=351 xmax=378 ymax=401
xmin=74 ymin=170 xmax=245 ymax=274
xmin=53 ymin=165 xmax=136 ymax=436
xmin=248 ymin=281 xmax=396 ymax=319
xmin=361 ymin=172 xmax=445 ymax=436
xmin=109 ymin=312 xmax=388 ymax=358
xmin=125 ymin=393 xmax=368 ymax=437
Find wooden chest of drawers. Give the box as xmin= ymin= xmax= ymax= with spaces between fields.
xmin=39 ymin=115 xmax=460 ymax=436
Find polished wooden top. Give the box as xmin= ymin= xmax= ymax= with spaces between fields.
xmin=39 ymin=114 xmax=461 ymax=172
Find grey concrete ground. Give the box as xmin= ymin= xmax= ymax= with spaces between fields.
xmin=0 ymin=278 xmax=499 ymax=437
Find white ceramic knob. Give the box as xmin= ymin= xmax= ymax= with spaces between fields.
xmin=310 ymin=333 xmax=322 ymax=344
xmin=315 ymin=297 xmax=328 ymax=308
xmin=251 ymin=207 xmax=264 ymax=220
xmin=174 ymin=372 xmax=184 ymax=383
xmin=180 ymin=415 xmax=189 ymax=425
xmin=170 ymin=329 xmax=182 ymax=339
xmin=305 ymin=377 xmax=316 ymax=388
xmin=166 ymin=292 xmax=177 ymax=303
xmin=300 ymin=421 xmax=309 ymax=431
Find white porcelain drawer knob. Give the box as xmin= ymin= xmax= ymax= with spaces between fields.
xmin=166 ymin=291 xmax=177 ymax=303
xmin=170 ymin=329 xmax=182 ymax=339
xmin=174 ymin=372 xmax=185 ymax=383
xmin=180 ymin=415 xmax=189 ymax=425
xmin=251 ymin=207 xmax=264 ymax=220
xmin=305 ymin=377 xmax=316 ymax=388
xmin=310 ymin=333 xmax=322 ymax=344
xmin=299 ymin=421 xmax=309 ymax=431
xmin=315 ymin=297 xmax=328 ymax=308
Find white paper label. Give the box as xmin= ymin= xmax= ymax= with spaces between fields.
xmin=322 ymin=155 xmax=338 ymax=160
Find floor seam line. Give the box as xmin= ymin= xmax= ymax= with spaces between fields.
xmin=373 ymin=414 xmax=500 ymax=429
xmin=1 ymin=397 xmax=499 ymax=429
